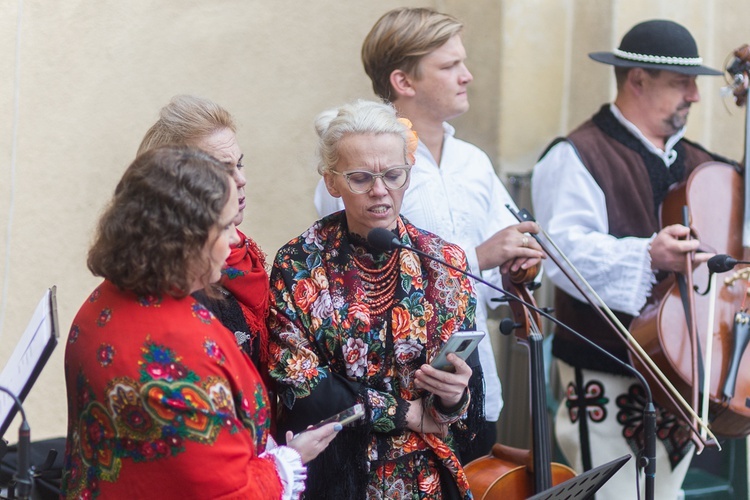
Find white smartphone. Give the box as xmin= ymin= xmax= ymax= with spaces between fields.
xmin=430 ymin=331 xmax=486 ymax=372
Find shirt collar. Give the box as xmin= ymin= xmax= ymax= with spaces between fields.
xmin=415 ymin=122 xmax=456 ymax=167
xmin=442 ymin=121 xmax=456 ymax=138
xmin=609 ymin=103 xmax=685 ymax=167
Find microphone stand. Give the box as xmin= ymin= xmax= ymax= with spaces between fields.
xmin=0 ymin=387 xmax=32 ymax=500
xmin=370 ymin=230 xmax=656 ymax=500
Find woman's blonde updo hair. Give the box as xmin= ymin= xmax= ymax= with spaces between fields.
xmin=137 ymin=95 xmax=236 ymax=155
xmin=314 ymin=99 xmax=418 ymax=175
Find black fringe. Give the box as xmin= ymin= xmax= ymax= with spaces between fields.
xmin=302 ymin=411 xmax=371 ymax=499
xmin=454 ymin=350 xmax=485 ymax=462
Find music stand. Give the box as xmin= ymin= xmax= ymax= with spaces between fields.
xmin=526 ymin=454 xmax=631 ymax=500
xmin=0 ymin=287 xmax=59 ymax=438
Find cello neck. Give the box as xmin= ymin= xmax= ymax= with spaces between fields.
xmin=529 ymin=330 xmax=553 ymax=492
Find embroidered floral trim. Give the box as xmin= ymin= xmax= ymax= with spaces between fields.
xmin=88 ymin=288 xmax=101 ymax=302
xmin=69 ymin=324 xmax=80 ymax=344
xmin=96 ymin=308 xmax=112 ymax=328
xmin=191 ymin=302 xmax=213 ymax=324
xmin=616 ymin=383 xmax=692 ymax=469
xmin=98 ymin=344 xmax=115 ymax=367
xmin=137 ymin=294 xmax=162 ymax=307
xmin=565 ymin=380 xmax=608 ymax=423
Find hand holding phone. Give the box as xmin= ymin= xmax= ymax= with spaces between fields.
xmin=310 ymin=403 xmax=365 ymax=429
xmin=430 ymin=331 xmax=485 ymax=372
xmin=293 ymin=403 xmax=365 ymax=439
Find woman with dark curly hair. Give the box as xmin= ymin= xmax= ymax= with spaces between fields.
xmin=61 ymin=146 xmax=338 ymax=499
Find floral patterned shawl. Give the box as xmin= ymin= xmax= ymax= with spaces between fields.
xmin=62 ymin=281 xmax=281 ymax=499
xmin=268 ymin=212 xmax=483 ymax=499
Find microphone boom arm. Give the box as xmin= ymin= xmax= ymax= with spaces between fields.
xmin=367 ymin=227 xmax=654 ymax=409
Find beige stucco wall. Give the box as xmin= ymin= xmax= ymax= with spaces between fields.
xmin=1 ymin=0 xmax=748 ymax=446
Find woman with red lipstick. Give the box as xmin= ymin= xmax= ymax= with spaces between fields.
xmin=267 ymin=99 xmax=484 ymax=499
xmin=138 ymin=96 xmax=271 ymax=379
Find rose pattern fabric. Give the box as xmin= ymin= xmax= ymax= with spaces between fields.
xmin=268 ymin=213 xmax=481 ymax=499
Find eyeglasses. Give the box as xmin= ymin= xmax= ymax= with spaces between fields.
xmin=330 ymin=165 xmax=412 ymax=194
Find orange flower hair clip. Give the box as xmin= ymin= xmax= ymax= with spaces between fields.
xmin=397 ymin=117 xmax=419 ymax=164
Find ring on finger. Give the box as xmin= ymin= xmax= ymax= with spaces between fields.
xmin=522 ymin=236 xmax=529 ymax=247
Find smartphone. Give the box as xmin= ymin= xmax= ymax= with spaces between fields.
xmin=430 ymin=331 xmax=486 ymax=372
xmin=292 ymin=403 xmax=365 ymax=440
xmin=311 ymin=403 xmax=365 ymax=429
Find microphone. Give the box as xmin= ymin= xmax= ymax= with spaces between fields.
xmin=367 ymin=227 xmax=401 ymax=251
xmin=707 ymin=254 xmax=750 ymax=274
xmin=16 ymin=419 xmax=31 ymax=499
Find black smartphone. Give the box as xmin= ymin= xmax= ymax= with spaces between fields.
xmin=430 ymin=331 xmax=485 ymax=371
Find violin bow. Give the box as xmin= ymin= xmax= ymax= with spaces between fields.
xmin=507 ymin=205 xmax=718 ymax=450
xmin=679 ymin=207 xmax=702 ymax=442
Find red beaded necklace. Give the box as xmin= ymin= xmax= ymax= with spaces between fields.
xmin=352 ymin=248 xmax=400 ymax=316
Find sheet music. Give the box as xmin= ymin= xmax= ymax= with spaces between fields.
xmin=0 ymin=288 xmax=57 ymax=434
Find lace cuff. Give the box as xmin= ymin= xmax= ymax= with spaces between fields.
xmin=261 ymin=437 xmax=307 ymax=500
xmin=426 ymin=388 xmax=471 ymax=425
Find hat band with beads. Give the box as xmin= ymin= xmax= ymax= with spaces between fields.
xmin=613 ymin=48 xmax=703 ymax=67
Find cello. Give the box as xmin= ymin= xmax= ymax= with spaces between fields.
xmin=629 ymin=43 xmax=750 ymax=439
xmin=464 ymin=266 xmax=575 ymax=498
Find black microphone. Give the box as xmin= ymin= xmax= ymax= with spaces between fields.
xmin=367 ymin=227 xmax=401 ymax=251
xmin=16 ymin=419 xmax=31 ymax=499
xmin=707 ymin=254 xmax=750 ymax=274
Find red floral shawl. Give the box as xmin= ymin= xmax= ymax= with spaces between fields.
xmin=61 ymin=281 xmax=281 ymax=499
xmin=222 ymin=228 xmax=270 ymax=364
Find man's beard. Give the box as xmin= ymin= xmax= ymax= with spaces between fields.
xmin=665 ymin=104 xmax=690 ymax=134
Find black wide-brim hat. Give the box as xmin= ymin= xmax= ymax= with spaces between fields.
xmin=589 ymin=19 xmax=722 ymax=76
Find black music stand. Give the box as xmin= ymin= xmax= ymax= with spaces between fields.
xmin=526 ymin=454 xmax=631 ymax=500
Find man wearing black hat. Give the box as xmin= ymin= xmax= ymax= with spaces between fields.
xmin=531 ymin=19 xmax=736 ymax=499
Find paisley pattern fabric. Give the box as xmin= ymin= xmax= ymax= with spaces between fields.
xmin=62 ymin=280 xmax=282 ymax=499
xmin=268 ymin=213 xmax=482 ymax=499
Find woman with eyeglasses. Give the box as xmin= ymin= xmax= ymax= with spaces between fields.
xmin=267 ymin=99 xmax=484 ymax=499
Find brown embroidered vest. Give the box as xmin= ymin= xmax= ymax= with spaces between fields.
xmin=548 ymin=105 xmax=716 ymax=374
